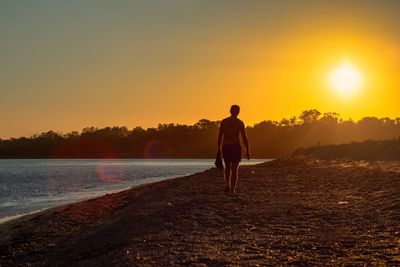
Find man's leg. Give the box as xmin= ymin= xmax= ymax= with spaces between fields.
xmin=224 ymin=161 xmax=231 ymax=192
xmin=230 ymin=162 xmax=239 ymax=193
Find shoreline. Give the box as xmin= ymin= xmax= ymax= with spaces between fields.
xmin=0 ymin=158 xmax=270 ymax=225
xmin=1 ymin=158 xmax=399 ymax=265
xmin=0 ymin=171 xmax=218 ymax=225
xmin=0 ymin=156 xmax=273 ymax=159
xmin=0 ymin=174 xmax=188 ymax=225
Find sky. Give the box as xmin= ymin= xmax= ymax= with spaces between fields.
xmin=1 ymin=0 xmax=400 ymax=138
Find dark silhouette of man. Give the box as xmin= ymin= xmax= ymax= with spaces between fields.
xmin=217 ymin=105 xmax=250 ymax=193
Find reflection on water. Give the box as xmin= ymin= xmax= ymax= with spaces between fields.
xmin=0 ymin=158 xmax=270 ymax=222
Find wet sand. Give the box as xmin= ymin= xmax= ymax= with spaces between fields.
xmin=1 ymin=158 xmax=400 ymax=266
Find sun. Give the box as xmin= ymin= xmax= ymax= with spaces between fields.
xmin=329 ymin=62 xmax=363 ymax=96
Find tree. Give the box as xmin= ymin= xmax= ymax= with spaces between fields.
xmin=299 ymin=109 xmax=321 ymax=124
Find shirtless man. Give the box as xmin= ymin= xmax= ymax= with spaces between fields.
xmin=217 ymin=105 xmax=250 ymax=193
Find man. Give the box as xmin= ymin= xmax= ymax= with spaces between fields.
xmin=217 ymin=105 xmax=250 ymax=193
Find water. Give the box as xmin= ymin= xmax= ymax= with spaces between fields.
xmin=0 ymin=158 xmax=269 ymax=223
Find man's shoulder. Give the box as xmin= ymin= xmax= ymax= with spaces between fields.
xmin=221 ymin=117 xmax=244 ymax=127
xmin=221 ymin=117 xmax=230 ymax=124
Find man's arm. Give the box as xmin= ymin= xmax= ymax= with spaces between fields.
xmin=217 ymin=122 xmax=223 ymax=153
xmin=240 ymin=122 xmax=250 ymax=160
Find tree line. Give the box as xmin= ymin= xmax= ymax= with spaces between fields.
xmin=1 ymin=109 xmax=400 ymax=158
xmin=293 ymin=139 xmax=400 ymax=161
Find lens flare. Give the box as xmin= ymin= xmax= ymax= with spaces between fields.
xmin=143 ymin=139 xmax=172 ymax=158
xmin=97 ymin=156 xmax=125 ymax=184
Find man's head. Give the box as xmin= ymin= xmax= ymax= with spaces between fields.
xmin=230 ymin=105 xmax=240 ymax=117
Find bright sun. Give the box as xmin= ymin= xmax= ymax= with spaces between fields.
xmin=329 ymin=62 xmax=363 ymax=96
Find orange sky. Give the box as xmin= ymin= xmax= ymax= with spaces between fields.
xmin=1 ymin=1 xmax=400 ymax=138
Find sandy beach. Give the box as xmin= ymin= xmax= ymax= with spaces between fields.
xmin=1 ymin=158 xmax=400 ymax=266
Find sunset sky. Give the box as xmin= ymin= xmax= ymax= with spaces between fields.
xmin=1 ymin=1 xmax=400 ymax=139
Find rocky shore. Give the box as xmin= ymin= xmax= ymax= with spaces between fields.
xmin=1 ymin=158 xmax=399 ymax=266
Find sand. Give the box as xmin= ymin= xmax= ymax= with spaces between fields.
xmin=1 ymin=158 xmax=400 ymax=266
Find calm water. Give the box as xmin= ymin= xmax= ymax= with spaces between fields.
xmin=0 ymin=158 xmax=269 ymax=222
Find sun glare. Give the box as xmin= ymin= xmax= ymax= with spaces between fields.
xmin=329 ymin=62 xmax=363 ymax=97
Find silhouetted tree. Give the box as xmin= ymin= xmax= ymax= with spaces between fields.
xmin=299 ymin=109 xmax=321 ymax=124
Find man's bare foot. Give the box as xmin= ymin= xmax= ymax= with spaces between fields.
xmin=224 ymin=185 xmax=230 ymax=192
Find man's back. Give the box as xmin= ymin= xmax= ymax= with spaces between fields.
xmin=217 ymin=105 xmax=250 ymax=194
xmin=220 ymin=116 xmax=244 ymax=145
